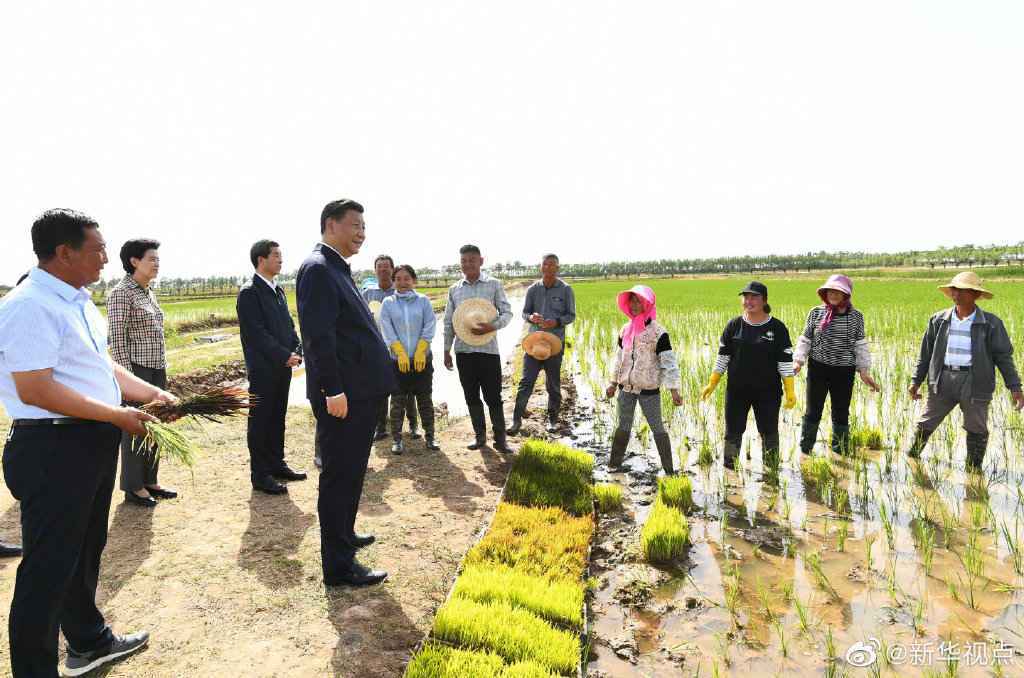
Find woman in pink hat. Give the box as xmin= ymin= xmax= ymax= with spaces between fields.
xmin=605 ymin=285 xmax=683 ymax=474
xmin=793 ymin=274 xmax=879 ymax=455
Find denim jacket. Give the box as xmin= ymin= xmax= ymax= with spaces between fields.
xmin=913 ymin=306 xmax=1021 ymax=402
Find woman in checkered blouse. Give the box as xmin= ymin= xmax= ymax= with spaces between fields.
xmin=107 ymin=239 xmax=177 ymax=507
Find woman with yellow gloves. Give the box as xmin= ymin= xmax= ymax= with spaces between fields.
xmin=700 ymin=281 xmax=796 ymax=470
xmin=380 ymin=264 xmax=441 ymax=454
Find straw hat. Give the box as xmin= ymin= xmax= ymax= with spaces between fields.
xmin=367 ymin=300 xmax=383 ymax=320
xmin=938 ymin=271 xmax=993 ymax=300
xmin=522 ymin=331 xmax=563 ymax=361
xmin=452 ymin=298 xmax=499 ymax=346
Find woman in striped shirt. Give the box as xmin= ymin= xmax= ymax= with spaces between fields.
xmin=792 ymin=274 xmax=879 ymax=456
xmin=700 ymin=281 xmax=796 ymax=471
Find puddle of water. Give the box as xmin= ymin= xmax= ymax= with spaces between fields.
xmin=288 ymin=295 xmax=527 ymax=415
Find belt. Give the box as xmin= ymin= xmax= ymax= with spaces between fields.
xmin=943 ymin=365 xmax=970 ymax=372
xmin=12 ymin=417 xmax=98 ymax=427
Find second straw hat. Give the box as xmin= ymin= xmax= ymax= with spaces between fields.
xmin=522 ymin=331 xmax=563 ymax=361
xmin=452 ymin=298 xmax=499 ymax=346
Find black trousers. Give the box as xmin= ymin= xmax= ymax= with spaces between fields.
xmin=312 ymin=395 xmax=382 ymax=576
xmin=724 ymin=387 xmax=781 ymax=445
xmin=247 ymin=366 xmax=291 ymax=481
xmin=513 ymin=353 xmax=563 ymax=419
xmin=456 ymin=353 xmax=503 ymax=409
xmin=3 ymin=422 xmax=120 ymax=678
xmin=805 ymin=359 xmax=856 ymax=427
xmin=119 ymin=363 xmax=166 ymax=492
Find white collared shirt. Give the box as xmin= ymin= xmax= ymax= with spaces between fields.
xmin=0 ymin=268 xmax=122 ymax=418
xmin=255 ymin=273 xmax=279 ymax=291
xmin=945 ymin=307 xmax=975 ymax=367
xmin=318 ymin=242 xmax=349 ymax=264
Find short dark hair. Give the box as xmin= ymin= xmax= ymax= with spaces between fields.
xmin=542 ymin=253 xmax=559 ymax=264
xmin=320 ymin=199 xmax=364 ymax=233
xmin=459 ymin=244 xmax=481 ymax=256
xmin=31 ymin=209 xmax=99 ymax=261
xmin=393 ymin=264 xmax=418 ymax=281
xmin=374 ymin=254 xmax=395 ymax=269
xmin=250 ymin=239 xmax=280 ymax=268
xmin=119 ymin=238 xmax=161 ymax=275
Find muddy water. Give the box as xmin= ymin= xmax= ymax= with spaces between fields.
xmin=565 ymin=345 xmax=1024 ymax=676
xmin=287 ymin=295 xmax=527 ymax=413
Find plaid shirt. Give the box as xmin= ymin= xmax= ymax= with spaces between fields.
xmin=107 ymin=275 xmax=166 ymax=369
xmin=443 ymin=273 xmax=512 ymax=355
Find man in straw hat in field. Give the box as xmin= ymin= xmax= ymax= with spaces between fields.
xmin=507 ymin=254 xmax=575 ymax=435
xmin=443 ymin=244 xmax=513 ymax=453
xmin=907 ymin=271 xmax=1023 ymax=469
xmin=297 ymin=199 xmax=397 ymax=587
xmin=0 ymin=209 xmax=177 ymax=677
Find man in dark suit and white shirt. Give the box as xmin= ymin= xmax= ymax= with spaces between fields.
xmin=296 ymin=200 xmax=397 ymax=587
xmin=237 ymin=240 xmax=306 ymax=495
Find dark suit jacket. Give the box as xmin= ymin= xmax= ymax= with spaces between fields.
xmin=236 ymin=275 xmax=301 ymax=378
xmin=296 ymin=243 xmax=397 ymax=404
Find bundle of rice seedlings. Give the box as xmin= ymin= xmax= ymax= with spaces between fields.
xmin=849 ymin=425 xmax=883 ymax=450
xmin=465 ymin=504 xmax=593 ymax=582
xmin=657 ymin=476 xmax=694 ymax=513
xmin=640 ymin=498 xmax=690 ymax=563
xmin=453 ymin=563 xmax=584 ymax=628
xmin=432 ymin=598 xmax=580 ymax=673
xmin=143 ymin=385 xmax=256 ymax=423
xmin=142 ymin=421 xmax=200 ymax=467
xmin=594 ymin=483 xmax=624 ymax=513
xmin=404 ymin=643 xmax=504 ymax=678
xmin=504 ymin=440 xmax=594 ymax=516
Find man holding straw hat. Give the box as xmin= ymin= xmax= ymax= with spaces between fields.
xmin=0 ymin=210 xmax=176 ymax=677
xmin=906 ymin=271 xmax=1023 ymax=469
xmin=443 ymin=244 xmax=513 ymax=452
xmin=507 ymin=253 xmax=575 ymax=435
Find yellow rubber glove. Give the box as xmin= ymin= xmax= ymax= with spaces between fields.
xmin=391 ymin=341 xmax=410 ymax=373
xmin=783 ymin=376 xmax=797 ymax=410
xmin=413 ymin=339 xmax=430 ymax=372
xmin=700 ymin=373 xmax=722 ymax=401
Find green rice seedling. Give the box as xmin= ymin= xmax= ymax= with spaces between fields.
xmin=1001 ymin=519 xmax=1024 ymax=576
xmin=806 ymin=551 xmax=840 ymax=601
xmin=404 ymin=643 xmax=504 ymax=678
xmin=780 ymin=580 xmax=794 ymax=604
xmin=939 ymin=505 xmax=958 ymax=548
xmin=723 ymin=573 xmax=741 ymax=625
xmin=946 ymin=574 xmax=960 ymax=604
xmin=772 ymin=619 xmax=789 ymax=657
xmin=697 ymin=437 xmax=715 ymax=468
xmin=865 ymin=534 xmax=877 ymax=572
xmin=801 ymin=455 xmax=837 ymax=499
xmin=452 ymin=564 xmax=585 ymax=628
xmin=824 ymin=626 xmax=836 ymax=663
xmin=793 ymin=594 xmax=814 ymax=635
xmin=499 ymin=661 xmax=561 ymax=678
xmin=754 ymin=577 xmax=775 ymax=623
xmin=956 ymin=527 xmax=986 ymax=610
xmin=713 ymin=632 xmax=732 ymax=668
xmin=432 ymin=598 xmax=580 ymax=673
xmin=911 ymin=593 xmax=927 ymax=637
xmin=640 ymin=498 xmax=690 ymax=562
xmin=504 ymin=440 xmax=594 ymax=516
xmin=879 ymin=502 xmax=895 ymax=551
xmin=593 ymin=483 xmax=624 ymax=514
xmin=141 ymin=421 xmax=200 ymax=468
xmin=850 ymin=425 xmax=884 ymax=450
xmin=465 ymin=503 xmax=593 ymax=582
xmin=658 ymin=475 xmax=694 ymax=513
xmin=837 ymin=520 xmax=849 ymax=552
xmin=913 ymin=519 xmax=936 ymax=576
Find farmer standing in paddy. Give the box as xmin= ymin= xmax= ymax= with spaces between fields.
xmin=297 ymin=199 xmax=397 ymax=587
xmin=906 ymin=271 xmax=1024 ymax=469
xmin=507 ymin=253 xmax=576 ymax=435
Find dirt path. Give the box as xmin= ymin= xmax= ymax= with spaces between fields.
xmin=0 ymin=404 xmax=516 ymax=677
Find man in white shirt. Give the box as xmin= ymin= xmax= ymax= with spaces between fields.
xmin=0 ymin=209 xmax=177 ymax=677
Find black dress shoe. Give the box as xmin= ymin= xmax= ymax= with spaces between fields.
xmin=493 ymin=440 xmax=514 ymax=454
xmin=373 ymin=430 xmax=390 ymax=442
xmin=506 ymin=420 xmax=523 ymax=436
xmin=252 ymin=477 xmax=288 ymax=495
xmin=350 ymin=533 xmax=376 ymax=548
xmin=272 ymin=466 xmax=307 ymax=481
xmin=467 ymin=436 xmax=486 ymax=450
xmin=124 ymin=492 xmax=157 ymax=508
xmin=424 ymin=436 xmax=441 ymax=451
xmin=0 ymin=541 xmax=22 ymax=558
xmin=145 ymin=486 xmax=178 ymax=499
xmin=325 ymin=560 xmax=387 ymax=587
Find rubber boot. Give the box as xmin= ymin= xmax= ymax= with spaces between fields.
xmin=830 ymin=425 xmax=851 ymax=456
xmin=506 ymin=417 xmax=523 ymax=436
xmin=800 ymin=416 xmax=820 ymax=455
xmin=906 ymin=426 xmax=933 ymax=459
xmin=762 ymin=433 xmax=781 ymax=474
xmin=723 ymin=438 xmax=741 ymax=470
xmin=545 ymin=411 xmax=559 ymax=434
xmin=965 ymin=432 xmax=989 ymax=471
xmin=467 ymin=405 xmax=487 ymax=450
xmin=489 ymin=405 xmax=512 ymax=453
xmin=654 ymin=432 xmax=675 ymax=475
xmin=609 ymin=429 xmax=629 ymax=469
